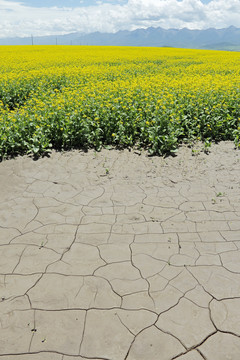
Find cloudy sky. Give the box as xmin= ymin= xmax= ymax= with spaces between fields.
xmin=0 ymin=0 xmax=239 ymax=38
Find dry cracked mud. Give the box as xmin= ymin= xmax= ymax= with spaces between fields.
xmin=0 ymin=141 xmax=240 ymax=360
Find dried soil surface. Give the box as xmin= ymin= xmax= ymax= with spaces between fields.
xmin=0 ymin=141 xmax=240 ymax=360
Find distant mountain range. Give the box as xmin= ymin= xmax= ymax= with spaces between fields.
xmin=1 ymin=26 xmax=240 ymax=51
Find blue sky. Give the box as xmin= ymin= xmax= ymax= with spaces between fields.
xmin=5 ymin=0 xmax=212 ymax=6
xmin=3 ymin=0 xmax=128 ymax=7
xmin=0 ymin=0 xmax=239 ymax=38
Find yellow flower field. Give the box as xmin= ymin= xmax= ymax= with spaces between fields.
xmin=0 ymin=45 xmax=239 ymax=158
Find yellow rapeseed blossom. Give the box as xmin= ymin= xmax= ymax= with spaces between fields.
xmin=0 ymin=45 xmax=239 ymax=157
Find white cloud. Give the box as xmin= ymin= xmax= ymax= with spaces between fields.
xmin=0 ymin=0 xmax=239 ymax=38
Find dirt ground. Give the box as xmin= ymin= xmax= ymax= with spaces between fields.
xmin=0 ymin=141 xmax=240 ymax=360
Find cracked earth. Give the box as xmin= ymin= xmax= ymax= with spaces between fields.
xmin=0 ymin=141 xmax=240 ymax=360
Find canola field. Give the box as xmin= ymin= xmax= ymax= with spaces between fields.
xmin=0 ymin=45 xmax=240 ymax=159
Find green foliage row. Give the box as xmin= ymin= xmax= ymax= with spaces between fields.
xmin=1 ymin=84 xmax=239 ymax=160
